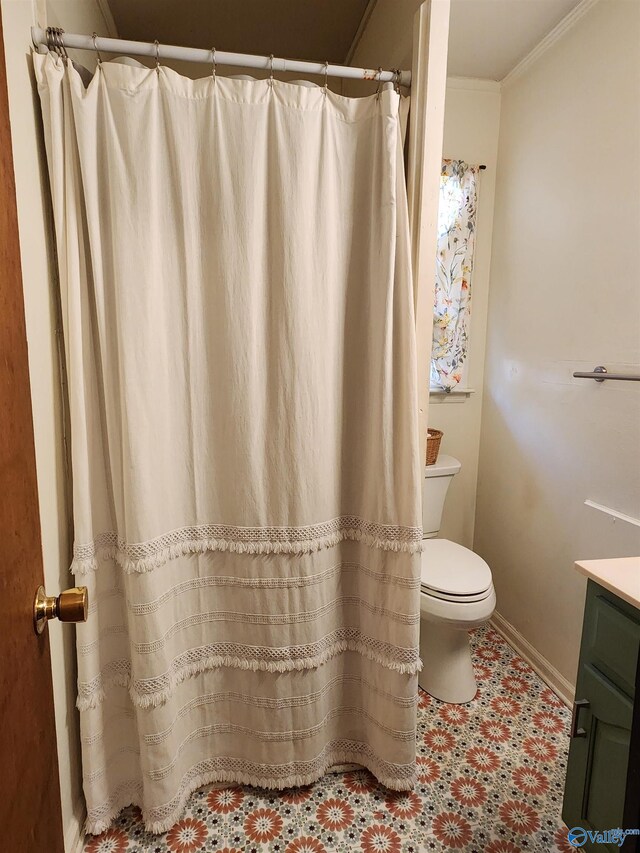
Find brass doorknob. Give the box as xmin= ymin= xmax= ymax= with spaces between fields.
xmin=33 ymin=586 xmax=88 ymax=635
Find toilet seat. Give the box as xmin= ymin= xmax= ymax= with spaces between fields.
xmin=420 ymin=539 xmax=492 ymax=602
xmin=422 ymin=585 xmax=494 ymax=604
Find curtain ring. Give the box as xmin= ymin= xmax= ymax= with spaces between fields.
xmin=154 ymin=39 xmax=160 ymax=73
xmin=376 ymin=66 xmax=383 ymax=98
xmin=58 ymin=28 xmax=69 ymax=63
xmin=269 ymin=53 xmax=274 ymax=85
xmin=323 ymin=61 xmax=329 ymax=95
xmin=45 ymin=26 xmax=55 ymax=53
xmin=47 ymin=27 xmax=68 ymax=63
xmin=211 ymin=47 xmax=216 ymax=80
xmin=393 ymin=69 xmax=401 ymax=94
xmin=92 ymin=33 xmax=103 ymax=66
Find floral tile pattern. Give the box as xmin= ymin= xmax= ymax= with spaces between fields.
xmin=84 ymin=626 xmax=574 ymax=853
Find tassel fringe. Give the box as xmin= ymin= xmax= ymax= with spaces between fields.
xmin=77 ymin=641 xmax=421 ymax=711
xmin=71 ymin=529 xmax=423 ymax=576
xmin=84 ymin=755 xmax=417 ymax=836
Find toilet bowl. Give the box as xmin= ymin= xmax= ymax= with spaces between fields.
xmin=419 ymin=455 xmax=496 ymax=704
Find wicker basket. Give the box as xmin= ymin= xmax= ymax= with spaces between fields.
xmin=426 ymin=428 xmax=443 ymax=465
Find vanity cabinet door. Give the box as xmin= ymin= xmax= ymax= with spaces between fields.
xmin=563 ymin=664 xmax=633 ymax=850
xmin=563 ymin=581 xmax=640 ymax=852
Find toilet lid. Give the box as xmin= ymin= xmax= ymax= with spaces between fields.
xmin=420 ymin=539 xmax=492 ymax=597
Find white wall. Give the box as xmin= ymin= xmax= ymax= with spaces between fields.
xmin=433 ymin=78 xmax=500 ymax=547
xmin=1 ymin=1 xmax=116 ymax=849
xmin=475 ymin=0 xmax=640 ymax=688
xmin=349 ymin=4 xmax=502 ymax=551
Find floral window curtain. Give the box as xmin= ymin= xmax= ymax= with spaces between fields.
xmin=431 ymin=160 xmax=479 ymax=391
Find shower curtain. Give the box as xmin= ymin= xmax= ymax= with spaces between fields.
xmin=35 ymin=52 xmax=422 ymax=834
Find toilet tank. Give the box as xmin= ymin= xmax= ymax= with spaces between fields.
xmin=422 ymin=454 xmax=462 ymax=537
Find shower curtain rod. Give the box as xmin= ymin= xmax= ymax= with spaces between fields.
xmin=31 ymin=27 xmax=412 ymax=88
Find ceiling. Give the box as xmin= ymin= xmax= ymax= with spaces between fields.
xmin=106 ymin=0 xmax=584 ymax=82
xmin=106 ymin=0 xmax=372 ymax=65
xmin=447 ymin=0 xmax=583 ymax=80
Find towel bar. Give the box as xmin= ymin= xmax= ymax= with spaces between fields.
xmin=573 ymin=365 xmax=640 ymax=382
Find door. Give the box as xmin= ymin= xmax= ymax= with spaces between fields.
xmin=0 ymin=11 xmax=65 ymax=853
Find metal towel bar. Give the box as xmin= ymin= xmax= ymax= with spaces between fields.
xmin=573 ymin=365 xmax=640 ymax=382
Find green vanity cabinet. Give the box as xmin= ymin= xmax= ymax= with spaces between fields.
xmin=563 ymin=580 xmax=640 ymax=851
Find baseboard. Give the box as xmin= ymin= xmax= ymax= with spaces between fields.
xmin=66 ymin=795 xmax=85 ymax=853
xmin=490 ymin=611 xmax=575 ymax=708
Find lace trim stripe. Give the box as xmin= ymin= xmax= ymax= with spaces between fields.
xmin=84 ymin=707 xmax=415 ymax=785
xmin=87 ymin=560 xmax=420 ymax=617
xmin=78 ymin=592 xmax=419 ymax=657
xmin=72 ymin=517 xmax=424 ymax=574
xmin=124 ymin=560 xmax=420 ymax=615
xmin=84 ymin=746 xmax=141 ymax=784
xmin=145 ymin=674 xmax=418 ymax=745
xmin=78 ymin=625 xmax=129 ymax=655
xmin=84 ymin=746 xmax=416 ymax=835
xmin=149 ymin=709 xmax=415 ymax=782
xmin=82 ymin=709 xmax=136 ymax=746
xmin=124 ymin=598 xmax=418 ymax=657
xmin=84 ymin=780 xmax=143 ymax=836
xmin=81 ymin=674 xmax=417 ymax=747
xmin=77 ymin=631 xmax=421 ymax=710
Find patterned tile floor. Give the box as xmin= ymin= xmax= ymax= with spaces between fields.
xmin=84 ymin=626 xmax=576 ymax=853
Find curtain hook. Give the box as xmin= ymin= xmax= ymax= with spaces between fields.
xmin=323 ymin=61 xmax=329 ymax=95
xmin=154 ymin=39 xmax=160 ymax=74
xmin=393 ymin=69 xmax=401 ymax=94
xmin=211 ymin=47 xmax=216 ymax=80
xmin=376 ymin=66 xmax=383 ymax=98
xmin=269 ymin=53 xmax=274 ymax=86
xmin=92 ymin=33 xmax=103 ymax=66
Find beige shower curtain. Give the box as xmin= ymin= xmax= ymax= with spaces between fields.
xmin=35 ymin=51 xmax=422 ymax=835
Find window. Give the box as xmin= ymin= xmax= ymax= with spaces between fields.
xmin=431 ymin=160 xmax=479 ymax=392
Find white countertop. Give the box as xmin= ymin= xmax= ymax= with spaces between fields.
xmin=575 ymin=557 xmax=640 ymax=609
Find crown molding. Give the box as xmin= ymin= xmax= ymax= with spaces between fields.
xmin=446 ymin=76 xmax=501 ymax=93
xmin=501 ymin=0 xmax=600 ymax=88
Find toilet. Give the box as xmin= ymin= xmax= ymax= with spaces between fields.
xmin=419 ymin=454 xmax=496 ymax=704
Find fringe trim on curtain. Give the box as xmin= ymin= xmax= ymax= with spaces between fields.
xmin=71 ymin=520 xmax=424 ymax=575
xmin=84 ymin=746 xmax=418 ymax=836
xmin=77 ymin=640 xmax=423 ymax=711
